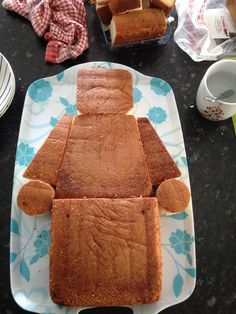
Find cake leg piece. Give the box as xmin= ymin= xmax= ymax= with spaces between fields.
xmin=50 ymin=197 xmax=162 ymax=306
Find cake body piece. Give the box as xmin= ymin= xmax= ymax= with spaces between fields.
xmin=50 ymin=197 xmax=162 ymax=306
xmin=77 ymin=68 xmax=133 ymax=114
xmin=23 ymin=115 xmax=73 ymax=186
xmin=110 ymin=8 xmax=167 ymax=45
xmin=137 ymin=117 xmax=181 ymax=184
xmin=56 ymin=114 xmax=152 ymax=198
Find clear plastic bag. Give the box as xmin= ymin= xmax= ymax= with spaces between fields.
xmin=174 ymin=0 xmax=236 ymax=61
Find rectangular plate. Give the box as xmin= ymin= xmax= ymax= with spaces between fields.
xmin=10 ymin=62 xmax=196 ymax=314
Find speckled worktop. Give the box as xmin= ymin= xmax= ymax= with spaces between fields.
xmin=0 ymin=3 xmax=236 ymax=314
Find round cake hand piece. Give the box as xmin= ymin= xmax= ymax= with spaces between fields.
xmin=17 ymin=180 xmax=55 ymax=216
xmin=156 ymin=178 xmax=190 ymax=215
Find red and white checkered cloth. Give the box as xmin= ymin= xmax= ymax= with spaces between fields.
xmin=2 ymin=0 xmax=89 ymax=63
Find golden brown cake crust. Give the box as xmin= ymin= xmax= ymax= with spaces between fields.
xmin=23 ymin=115 xmax=73 ymax=186
xmin=137 ymin=117 xmax=181 ymax=184
xmin=17 ymin=180 xmax=55 ymax=215
xmin=108 ymin=0 xmax=142 ymax=15
xmin=56 ymin=114 xmax=152 ymax=198
xmin=110 ymin=9 xmax=167 ymax=45
xmin=150 ymin=0 xmax=175 ymax=15
xmin=96 ymin=0 xmax=109 ymax=5
xmin=156 ymin=178 xmax=190 ymax=213
xmin=50 ymin=197 xmax=161 ymax=306
xmin=77 ymin=68 xmax=133 ymax=114
xmin=96 ymin=4 xmax=112 ymax=26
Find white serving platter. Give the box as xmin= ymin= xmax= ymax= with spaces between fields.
xmin=10 ymin=62 xmax=196 ymax=314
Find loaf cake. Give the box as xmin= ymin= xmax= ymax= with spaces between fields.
xmin=23 ymin=115 xmax=73 ymax=186
xmin=156 ymin=178 xmax=190 ymax=214
xmin=110 ymin=8 xmax=167 ymax=45
xmin=56 ymin=114 xmax=152 ymax=198
xmin=77 ymin=68 xmax=133 ymax=114
xmin=137 ymin=117 xmax=181 ymax=184
xmin=17 ymin=180 xmax=55 ymax=216
xmin=108 ymin=0 xmax=142 ymax=15
xmin=150 ymin=0 xmax=175 ymax=15
xmin=50 ymin=197 xmax=162 ymax=306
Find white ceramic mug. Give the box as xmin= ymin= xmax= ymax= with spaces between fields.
xmin=196 ymin=60 xmax=236 ymax=121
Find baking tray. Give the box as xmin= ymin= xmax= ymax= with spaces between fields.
xmin=10 ymin=62 xmax=196 ymax=314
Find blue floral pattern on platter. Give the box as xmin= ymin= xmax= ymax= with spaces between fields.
xmin=31 ymin=229 xmax=50 ymax=264
xmin=133 ymin=87 xmax=142 ymax=103
xmin=150 ymin=77 xmax=171 ymax=96
xmin=11 ymin=62 xmax=195 ymax=314
xmin=16 ymin=143 xmax=35 ymax=167
xmin=28 ymin=79 xmax=52 ymax=103
xmin=147 ymin=107 xmax=167 ymax=124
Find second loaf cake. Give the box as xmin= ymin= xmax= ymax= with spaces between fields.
xmin=110 ymin=8 xmax=167 ymax=45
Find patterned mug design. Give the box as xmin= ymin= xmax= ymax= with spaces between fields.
xmin=200 ymin=105 xmax=224 ymax=121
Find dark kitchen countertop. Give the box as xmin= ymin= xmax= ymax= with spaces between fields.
xmin=1 ymin=3 xmax=236 ymax=314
